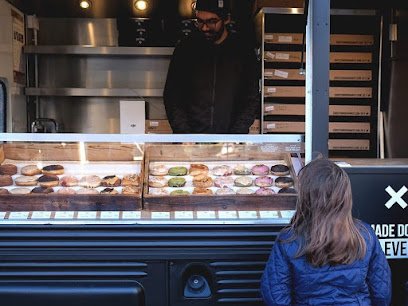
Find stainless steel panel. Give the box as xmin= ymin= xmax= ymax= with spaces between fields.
xmin=24 ymin=46 xmax=174 ymax=55
xmin=26 ymin=88 xmax=164 ymax=97
xmin=36 ymin=56 xmax=169 ymax=90
xmin=38 ymin=18 xmax=118 ymax=46
xmin=37 ymin=97 xmax=166 ymax=133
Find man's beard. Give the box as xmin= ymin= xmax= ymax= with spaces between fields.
xmin=201 ymin=27 xmax=224 ymax=43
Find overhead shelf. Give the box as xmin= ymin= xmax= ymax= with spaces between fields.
xmin=25 ymin=88 xmax=163 ymax=97
xmin=23 ymin=46 xmax=175 ymax=56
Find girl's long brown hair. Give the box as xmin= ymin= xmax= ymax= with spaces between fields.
xmin=289 ymin=158 xmax=366 ymax=267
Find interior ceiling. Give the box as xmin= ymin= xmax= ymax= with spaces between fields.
xmin=8 ymin=0 xmax=256 ymax=19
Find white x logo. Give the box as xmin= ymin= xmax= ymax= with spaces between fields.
xmin=385 ymin=186 xmax=408 ymax=209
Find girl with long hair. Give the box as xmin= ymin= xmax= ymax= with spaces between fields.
xmin=261 ymin=158 xmax=391 ymax=305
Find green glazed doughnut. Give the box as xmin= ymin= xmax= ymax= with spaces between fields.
xmin=168 ymin=177 xmax=186 ymax=187
xmin=170 ymin=190 xmax=190 ymax=196
xmin=168 ymin=166 xmax=188 ymax=176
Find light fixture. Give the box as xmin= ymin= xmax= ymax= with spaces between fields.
xmin=134 ymin=0 xmax=148 ymax=11
xmin=79 ymin=0 xmax=91 ymax=9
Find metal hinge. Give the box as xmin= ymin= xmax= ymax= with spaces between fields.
xmin=389 ymin=23 xmax=398 ymax=42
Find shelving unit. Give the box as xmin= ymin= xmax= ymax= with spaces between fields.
xmin=24 ymin=43 xmax=173 ymax=133
xmin=257 ymin=8 xmax=381 ymax=158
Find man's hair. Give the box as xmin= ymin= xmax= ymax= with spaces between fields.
xmin=194 ymin=0 xmax=230 ymax=19
xmin=288 ymin=158 xmax=367 ymax=267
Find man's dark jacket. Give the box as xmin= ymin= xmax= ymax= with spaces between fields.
xmin=164 ymin=32 xmax=259 ymax=134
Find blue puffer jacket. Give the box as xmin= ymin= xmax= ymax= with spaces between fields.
xmin=261 ymin=222 xmax=391 ymax=305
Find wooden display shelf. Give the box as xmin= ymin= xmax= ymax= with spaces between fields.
xmin=0 ymin=143 xmax=144 ymax=211
xmin=143 ymin=144 xmax=298 ymax=211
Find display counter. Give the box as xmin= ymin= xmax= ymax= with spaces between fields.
xmin=0 ymin=133 xmax=302 ymax=306
xmin=0 ymin=133 xmax=406 ymax=305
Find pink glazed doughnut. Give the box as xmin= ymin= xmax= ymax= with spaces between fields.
xmin=251 ymin=164 xmax=269 ymax=175
xmin=255 ymin=176 xmax=274 ymax=187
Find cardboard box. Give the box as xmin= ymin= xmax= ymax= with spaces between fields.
xmin=330 ymin=34 xmax=374 ymax=46
xmin=264 ymin=104 xmax=371 ymax=117
xmin=329 ymin=122 xmax=371 ymax=133
xmin=264 ymin=51 xmax=302 ymax=63
xmin=264 ymin=69 xmax=305 ymax=80
xmin=145 ymin=120 xmax=173 ymax=133
xmin=264 ymin=33 xmax=373 ymax=46
xmin=330 ymin=87 xmax=372 ymax=98
xmin=264 ymin=86 xmax=305 ymax=98
xmin=264 ymin=121 xmax=305 ymax=133
xmin=264 ymin=33 xmax=303 ymax=44
xmin=330 ymin=105 xmax=371 ymax=116
xmin=328 ymin=139 xmax=370 ymax=151
xmin=265 ymin=69 xmax=372 ymax=81
xmin=264 ymin=121 xmax=371 ymax=133
xmin=264 ymin=103 xmax=305 ymax=116
xmin=264 ymin=86 xmax=372 ymax=98
xmin=330 ymin=52 xmax=372 ymax=64
xmin=249 ymin=119 xmax=260 ymax=134
xmin=330 ymin=70 xmax=372 ymax=81
xmin=265 ymin=52 xmax=372 ymax=64
xmin=145 ymin=120 xmax=260 ymax=134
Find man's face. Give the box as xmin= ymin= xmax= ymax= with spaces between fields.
xmin=195 ymin=10 xmax=226 ymax=43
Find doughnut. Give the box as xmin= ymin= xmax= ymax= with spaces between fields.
xmin=149 ymin=188 xmax=169 ymax=196
xmin=234 ymin=176 xmax=253 ymax=187
xmin=31 ymin=186 xmax=54 ymax=194
xmin=0 ymin=163 xmax=17 ymax=175
xmin=122 ymin=186 xmax=140 ymax=195
xmin=0 ymin=175 xmax=13 ymax=187
xmin=189 ymin=164 xmax=209 ymax=176
xmin=193 ymin=187 xmax=213 ymax=195
xmin=254 ymin=176 xmax=273 ymax=187
xmin=278 ymin=187 xmax=297 ymax=194
xmin=214 ymin=176 xmax=234 ymax=188
xmin=255 ymin=187 xmax=275 ymax=195
xmin=168 ymin=177 xmax=186 ymax=187
xmin=275 ymin=176 xmax=294 ymax=188
xmin=0 ymin=188 xmax=10 ymax=195
xmin=271 ymin=164 xmax=290 ymax=176
xmin=149 ymin=176 xmax=168 ymax=188
xmin=236 ymin=187 xmax=255 ymax=195
xmin=77 ymin=188 xmax=99 ymax=195
xmin=79 ymin=175 xmax=101 ymax=188
xmin=233 ymin=165 xmax=252 ymax=175
xmin=42 ymin=164 xmax=64 ymax=175
xmin=168 ymin=166 xmax=188 ymax=176
xmin=57 ymin=188 xmax=76 ymax=195
xmin=60 ymin=176 xmax=78 ymax=187
xmin=170 ymin=189 xmax=190 ymax=196
xmin=15 ymin=176 xmax=38 ymax=187
xmin=101 ymin=175 xmax=121 ymax=187
xmin=101 ymin=187 xmax=119 ymax=195
xmin=252 ymin=164 xmax=269 ymax=176
xmin=192 ymin=175 xmax=213 ymax=188
xmin=212 ymin=165 xmax=232 ymax=176
xmin=149 ymin=164 xmax=168 ymax=176
xmin=21 ymin=165 xmax=42 ymax=176
xmin=215 ymin=187 xmax=236 ymax=195
xmin=10 ymin=187 xmax=31 ymax=194
xmin=122 ymin=174 xmax=140 ymax=187
xmin=38 ymin=175 xmax=59 ymax=188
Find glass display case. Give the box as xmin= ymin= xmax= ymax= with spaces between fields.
xmin=0 ymin=133 xmax=303 ymax=225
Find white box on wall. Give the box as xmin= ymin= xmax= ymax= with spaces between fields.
xmin=119 ymin=100 xmax=146 ymax=134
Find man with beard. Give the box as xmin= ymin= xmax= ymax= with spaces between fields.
xmin=163 ymin=0 xmax=259 ymax=134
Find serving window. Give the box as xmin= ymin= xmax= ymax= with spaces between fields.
xmin=0 ymin=134 xmax=303 ymax=225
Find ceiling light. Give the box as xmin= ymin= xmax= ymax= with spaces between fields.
xmin=79 ymin=0 xmax=91 ymax=9
xmin=134 ymin=0 xmax=148 ymax=11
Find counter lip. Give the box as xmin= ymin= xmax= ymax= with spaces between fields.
xmin=0 ymin=133 xmax=304 ymax=143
